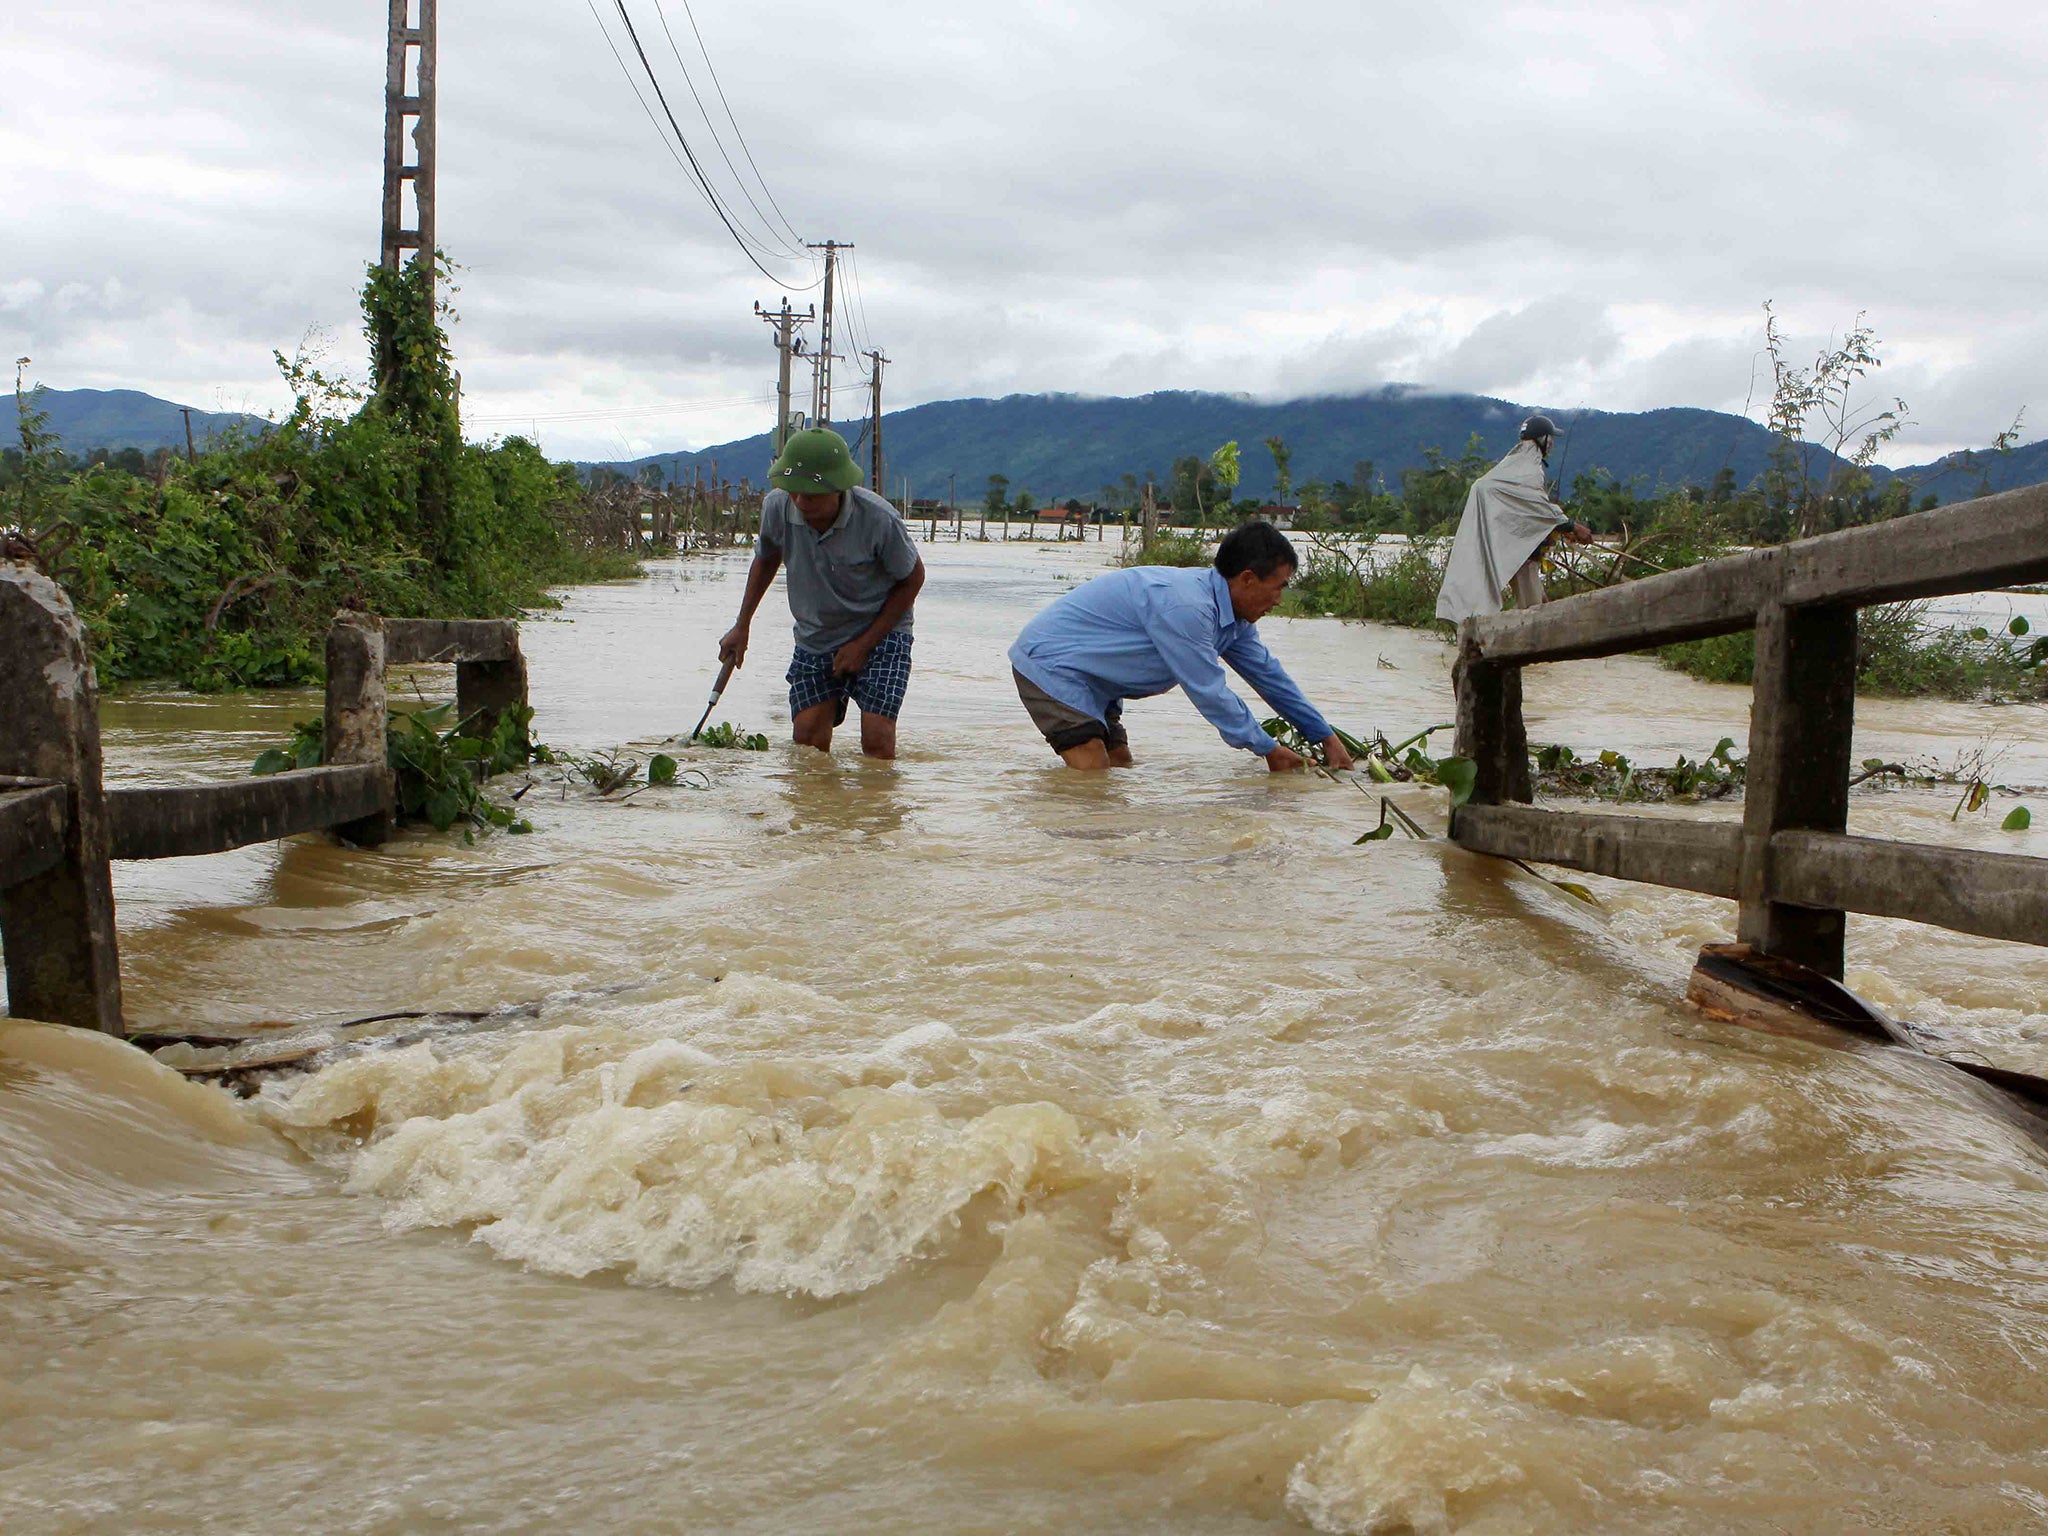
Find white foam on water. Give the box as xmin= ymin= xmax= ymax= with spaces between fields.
xmin=258 ymin=1011 xmax=1092 ymax=1298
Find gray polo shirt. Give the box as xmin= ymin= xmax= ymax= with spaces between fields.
xmin=758 ymin=485 xmax=920 ymax=652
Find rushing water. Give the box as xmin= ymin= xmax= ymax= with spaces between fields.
xmin=5 ymin=539 xmax=2048 ymax=1535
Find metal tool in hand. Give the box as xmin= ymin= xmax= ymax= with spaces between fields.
xmin=688 ymin=660 xmax=736 ymax=743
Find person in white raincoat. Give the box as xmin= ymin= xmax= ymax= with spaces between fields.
xmin=1434 ymin=414 xmax=1593 ymax=624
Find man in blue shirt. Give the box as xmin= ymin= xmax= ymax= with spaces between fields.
xmin=1009 ymin=522 xmax=1357 ymax=772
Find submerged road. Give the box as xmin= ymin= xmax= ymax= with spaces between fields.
xmin=5 ymin=539 xmax=2047 ymax=1534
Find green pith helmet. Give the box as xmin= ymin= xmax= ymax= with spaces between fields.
xmin=768 ymin=428 xmax=864 ymax=494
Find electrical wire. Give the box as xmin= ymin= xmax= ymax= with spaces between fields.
xmin=847 ymin=249 xmax=877 ymax=355
xmin=651 ymin=0 xmax=803 ymax=258
xmin=608 ymin=0 xmax=797 ymax=271
xmin=839 ymin=248 xmax=881 ymax=376
xmin=585 ymin=0 xmax=816 ymax=288
xmin=672 ymin=0 xmax=806 ymax=250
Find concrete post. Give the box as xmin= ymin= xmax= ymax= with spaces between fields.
xmin=1738 ymin=601 xmax=1858 ymax=976
xmin=324 ymin=612 xmax=393 ymax=847
xmin=456 ymin=638 xmax=528 ymax=753
xmin=0 ymin=564 xmax=123 ymax=1032
xmin=1452 ymin=629 xmax=1531 ymax=808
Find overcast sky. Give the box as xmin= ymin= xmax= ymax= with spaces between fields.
xmin=5 ymin=0 xmax=2042 ymax=464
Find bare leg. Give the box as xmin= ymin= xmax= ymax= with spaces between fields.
xmin=1106 ymin=743 xmax=1134 ymax=767
xmin=1059 ymin=739 xmax=1111 ymax=770
xmin=792 ymin=700 xmax=837 ymax=752
xmin=860 ymin=712 xmax=898 ymax=760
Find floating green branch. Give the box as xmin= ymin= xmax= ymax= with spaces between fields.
xmin=692 ymin=721 xmax=770 ymax=750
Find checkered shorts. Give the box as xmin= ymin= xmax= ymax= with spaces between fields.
xmin=786 ymin=628 xmax=914 ymax=721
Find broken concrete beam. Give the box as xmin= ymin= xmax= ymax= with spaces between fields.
xmin=382 ymin=617 xmax=519 ymax=665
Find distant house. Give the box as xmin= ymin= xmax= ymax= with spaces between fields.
xmin=1242 ymin=504 xmax=1297 ymax=529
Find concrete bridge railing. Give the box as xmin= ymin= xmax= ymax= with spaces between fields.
xmin=1450 ymin=481 xmax=2048 ymax=977
xmin=0 ymin=563 xmax=526 ymax=1033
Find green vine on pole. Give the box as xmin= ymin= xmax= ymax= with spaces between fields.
xmin=362 ymin=254 xmax=461 ymax=557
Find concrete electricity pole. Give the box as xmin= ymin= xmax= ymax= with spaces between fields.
xmin=803 ymin=241 xmax=850 ymax=427
xmin=754 ymin=298 xmax=814 ymax=453
xmin=864 ymin=349 xmax=890 ymax=492
xmin=379 ymin=0 xmax=437 ymax=284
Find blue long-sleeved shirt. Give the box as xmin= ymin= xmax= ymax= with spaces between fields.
xmin=1008 ymin=565 xmax=1335 ymax=755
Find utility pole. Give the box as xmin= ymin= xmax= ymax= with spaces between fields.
xmin=754 ymin=298 xmax=814 ymax=453
xmin=179 ymin=408 xmax=196 ymax=463
xmin=803 ymin=241 xmax=850 ymax=427
xmin=379 ymin=0 xmax=437 ymax=286
xmin=864 ymin=349 xmax=889 ymax=491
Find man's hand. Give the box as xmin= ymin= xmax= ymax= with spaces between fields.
xmin=1265 ymin=743 xmax=1306 ymax=773
xmin=832 ymin=635 xmax=875 ymax=677
xmin=717 ymin=624 xmax=750 ymax=668
xmin=1565 ymin=521 xmax=1595 ymax=546
xmin=1319 ymin=734 xmax=1355 ymax=771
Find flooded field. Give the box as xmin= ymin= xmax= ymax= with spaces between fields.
xmin=5 ymin=538 xmax=2048 ymax=1534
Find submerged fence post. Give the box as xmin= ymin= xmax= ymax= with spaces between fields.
xmin=1452 ymin=629 xmax=1532 ymax=809
xmin=1738 ymin=601 xmax=1858 ymax=977
xmin=0 ymin=565 xmax=123 ymax=1032
xmin=324 ymin=612 xmax=393 ymax=847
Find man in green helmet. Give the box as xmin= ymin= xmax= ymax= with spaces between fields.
xmin=717 ymin=428 xmax=926 ymax=758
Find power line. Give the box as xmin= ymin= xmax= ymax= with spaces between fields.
xmin=607 ymin=0 xmax=796 ymax=272
xmin=674 ymin=0 xmax=804 ymax=248
xmin=849 ymin=249 xmax=881 ymax=359
xmin=585 ymin=0 xmax=815 ymax=287
xmin=653 ymin=0 xmax=804 ymax=255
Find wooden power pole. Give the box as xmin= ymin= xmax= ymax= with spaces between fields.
xmin=754 ymin=298 xmax=814 ymax=453
xmin=865 ymin=349 xmax=890 ymax=491
xmin=380 ymin=0 xmax=437 ymax=282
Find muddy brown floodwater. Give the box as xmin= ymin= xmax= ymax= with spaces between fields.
xmin=5 ymin=540 xmax=2048 ymax=1535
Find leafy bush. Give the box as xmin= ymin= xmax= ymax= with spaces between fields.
xmin=1275 ymin=538 xmax=1449 ymax=629
xmin=9 ymin=258 xmax=638 ymax=690
xmin=1657 ymin=605 xmax=2044 ymax=701
xmin=253 ymin=701 xmax=540 ymax=840
xmin=1116 ymin=529 xmax=1211 ymax=568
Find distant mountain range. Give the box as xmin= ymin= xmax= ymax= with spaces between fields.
xmin=581 ymin=388 xmax=2048 ymax=510
xmin=16 ymin=383 xmax=2046 ymax=510
xmin=10 ymin=387 xmax=271 ymax=455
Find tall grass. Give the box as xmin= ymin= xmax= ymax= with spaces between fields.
xmin=1115 ymin=529 xmax=1211 ymax=568
xmin=1277 ymin=537 xmax=1449 ymax=630
xmin=1657 ymin=602 xmax=2045 ymax=701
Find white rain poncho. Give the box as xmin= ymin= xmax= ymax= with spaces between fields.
xmin=1433 ymin=439 xmax=1568 ymax=624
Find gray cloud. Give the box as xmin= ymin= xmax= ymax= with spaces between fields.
xmin=4 ymin=0 xmax=2043 ymax=461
